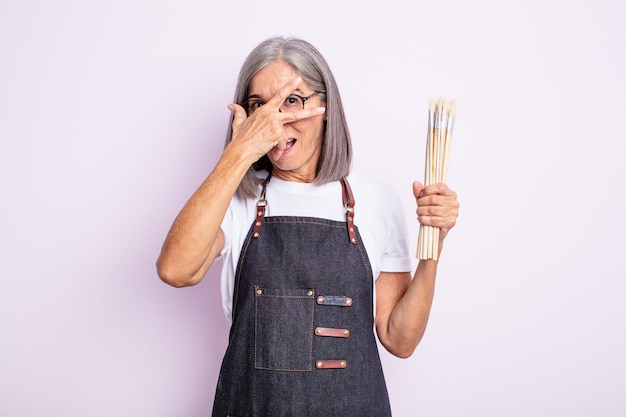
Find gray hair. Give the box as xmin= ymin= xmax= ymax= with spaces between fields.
xmin=226 ymin=36 xmax=352 ymax=199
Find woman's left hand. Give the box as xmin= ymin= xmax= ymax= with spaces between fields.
xmin=413 ymin=181 xmax=459 ymax=241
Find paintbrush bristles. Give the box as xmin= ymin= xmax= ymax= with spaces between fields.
xmin=417 ymin=98 xmax=457 ymax=260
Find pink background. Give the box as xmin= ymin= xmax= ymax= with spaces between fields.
xmin=1 ymin=1 xmax=625 ymax=416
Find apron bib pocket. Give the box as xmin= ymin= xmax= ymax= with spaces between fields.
xmin=253 ymin=286 xmax=315 ymax=372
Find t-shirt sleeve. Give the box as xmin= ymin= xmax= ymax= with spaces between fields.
xmin=379 ymin=187 xmax=413 ymax=273
xmin=217 ymin=202 xmax=233 ymax=259
xmin=218 ymin=199 xmax=238 ymax=323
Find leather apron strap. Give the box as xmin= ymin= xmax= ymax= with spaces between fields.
xmin=253 ymin=174 xmax=357 ymax=244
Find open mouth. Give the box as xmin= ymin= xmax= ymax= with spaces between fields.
xmin=285 ymin=138 xmax=297 ymax=150
xmin=271 ymin=138 xmax=297 ymax=160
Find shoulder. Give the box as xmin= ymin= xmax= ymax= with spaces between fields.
xmin=347 ymin=172 xmax=403 ymax=207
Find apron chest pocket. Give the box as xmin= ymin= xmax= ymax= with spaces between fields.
xmin=253 ymin=286 xmax=315 ymax=372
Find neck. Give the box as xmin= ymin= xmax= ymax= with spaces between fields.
xmin=271 ymin=168 xmax=316 ymax=183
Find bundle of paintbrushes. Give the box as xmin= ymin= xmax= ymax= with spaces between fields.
xmin=417 ymin=98 xmax=457 ymax=260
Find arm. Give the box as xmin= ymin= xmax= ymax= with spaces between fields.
xmin=375 ymin=181 xmax=459 ymax=358
xmin=155 ymin=146 xmax=252 ymax=288
xmin=156 ymin=77 xmax=326 ymax=287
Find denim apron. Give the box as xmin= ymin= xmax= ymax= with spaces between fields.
xmin=212 ymin=176 xmax=392 ymax=416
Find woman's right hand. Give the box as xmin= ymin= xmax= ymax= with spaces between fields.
xmin=226 ymin=77 xmax=326 ymax=163
xmin=157 ymin=77 xmax=326 ymax=287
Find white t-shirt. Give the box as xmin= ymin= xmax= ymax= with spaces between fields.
xmin=218 ymin=171 xmax=414 ymax=322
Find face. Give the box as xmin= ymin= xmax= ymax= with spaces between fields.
xmin=248 ymin=60 xmax=325 ymax=183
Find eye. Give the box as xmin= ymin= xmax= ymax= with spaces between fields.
xmin=282 ymin=95 xmax=302 ymax=109
xmin=247 ymin=100 xmax=264 ymax=113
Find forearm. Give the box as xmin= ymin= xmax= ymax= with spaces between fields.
xmin=386 ymin=259 xmax=438 ymax=357
xmin=378 ymin=242 xmax=443 ymax=358
xmin=377 ymin=181 xmax=458 ymax=357
xmin=156 ymin=145 xmax=254 ymax=286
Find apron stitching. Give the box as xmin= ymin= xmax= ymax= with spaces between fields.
xmin=232 ymin=233 xmax=254 ymax=319
xmin=253 ymin=288 xmax=315 ymax=372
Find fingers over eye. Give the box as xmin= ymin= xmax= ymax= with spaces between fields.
xmin=281 ymin=106 xmax=326 ymax=123
xmin=266 ymin=77 xmax=303 ymax=109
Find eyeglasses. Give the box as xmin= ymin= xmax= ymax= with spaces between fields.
xmin=244 ymin=91 xmax=324 ymax=115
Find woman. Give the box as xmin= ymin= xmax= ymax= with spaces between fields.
xmin=157 ymin=36 xmax=459 ymax=416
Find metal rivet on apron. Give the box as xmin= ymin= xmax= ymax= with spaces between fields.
xmin=256 ymin=221 xmax=261 ymax=226
xmin=317 ymin=296 xmax=324 ymax=304
xmin=344 ymin=330 xmax=350 ymax=336
xmin=253 ymin=232 xmax=259 ymax=238
xmin=256 ymin=289 xmax=262 ymax=295
xmin=316 ymin=361 xmax=323 ymax=368
xmin=340 ymin=361 xmax=347 ymax=368
xmin=307 ymin=290 xmax=313 ymax=296
xmin=345 ymin=298 xmax=353 ymax=306
xmin=257 ymin=211 xmax=263 ymax=216
xmin=350 ymin=238 xmax=356 ymax=244
xmin=316 ymin=328 xmax=322 ymax=335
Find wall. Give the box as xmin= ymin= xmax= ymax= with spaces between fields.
xmin=1 ymin=0 xmax=625 ymax=416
